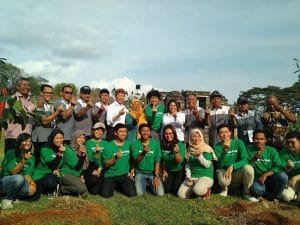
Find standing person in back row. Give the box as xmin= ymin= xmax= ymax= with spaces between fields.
xmin=106 ymin=88 xmax=127 ymax=141
xmin=144 ymin=89 xmax=165 ymax=140
xmin=208 ymin=90 xmax=230 ymax=146
xmin=54 ymin=85 xmax=77 ymax=145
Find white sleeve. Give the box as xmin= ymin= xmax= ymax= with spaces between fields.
xmin=185 ymin=163 xmax=191 ymax=178
xmin=197 ymin=154 xmax=212 ymax=168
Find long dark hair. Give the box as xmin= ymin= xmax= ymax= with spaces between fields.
xmin=15 ymin=133 xmax=32 ymax=157
xmin=43 ymin=128 xmax=64 ymax=152
xmin=161 ymin=125 xmax=178 ymax=151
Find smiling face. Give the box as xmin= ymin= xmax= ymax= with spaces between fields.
xmin=17 ymin=79 xmax=31 ymax=97
xmin=150 ymin=96 xmax=159 ymax=107
xmin=93 ymin=128 xmax=104 ymax=140
xmin=53 ymin=133 xmax=64 ymax=147
xmin=253 ymin=132 xmax=267 ymax=151
xmin=286 ymin=138 xmax=300 ymax=153
xmin=100 ymin=92 xmax=109 ymax=105
xmin=163 ymin=128 xmax=175 ymax=142
xmin=187 ymin=95 xmax=197 ymax=109
xmin=80 ymin=91 xmax=90 ymax=102
xmin=62 ymin=87 xmax=73 ymax=101
xmin=76 ymin=134 xmax=86 ymax=145
xmin=41 ymin=86 xmax=54 ymax=103
xmin=20 ymin=138 xmax=32 ymax=151
xmin=168 ymin=101 xmax=178 ymax=114
xmin=191 ymin=131 xmax=202 ymax=145
xmin=218 ymin=127 xmax=231 ymax=142
xmin=115 ymin=127 xmax=128 ymax=141
xmin=116 ymin=92 xmax=125 ymax=104
xmin=139 ymin=126 xmax=151 ymax=141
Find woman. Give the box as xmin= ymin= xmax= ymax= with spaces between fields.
xmin=32 ymin=129 xmax=67 ymax=201
xmin=162 ymin=100 xmax=185 ymax=142
xmin=1 ymin=133 xmax=36 ymax=209
xmin=59 ymin=130 xmax=89 ymax=198
xmin=248 ymin=129 xmax=288 ymax=201
xmin=125 ymin=98 xmax=147 ymax=141
xmin=161 ymin=125 xmax=186 ymax=195
xmin=280 ymin=131 xmax=300 ymax=202
xmin=177 ymin=128 xmax=215 ymax=200
xmin=84 ymin=122 xmax=108 ymax=194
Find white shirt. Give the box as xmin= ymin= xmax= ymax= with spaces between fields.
xmin=162 ymin=112 xmax=185 ymax=141
xmin=106 ymin=101 xmax=128 ymax=127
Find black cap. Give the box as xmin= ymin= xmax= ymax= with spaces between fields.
xmin=210 ymin=90 xmax=222 ymax=99
xmin=237 ymin=96 xmax=248 ymax=104
xmin=80 ymin=86 xmax=91 ymax=93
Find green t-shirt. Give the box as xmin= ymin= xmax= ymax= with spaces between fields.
xmin=247 ymin=145 xmax=284 ymax=176
xmin=187 ymin=152 xmax=214 ymax=179
xmin=279 ymin=148 xmax=300 ymax=178
xmin=131 ymin=139 xmax=161 ymax=173
xmin=32 ymin=145 xmax=69 ymax=180
xmin=60 ymin=147 xmax=82 ymax=177
xmin=214 ymin=139 xmax=248 ymax=170
xmin=85 ymin=139 xmax=107 ymax=168
xmin=1 ymin=149 xmax=35 ymax=176
xmin=144 ymin=102 xmax=165 ymax=131
xmin=102 ymin=140 xmax=131 ymax=178
xmin=161 ymin=141 xmax=186 ymax=172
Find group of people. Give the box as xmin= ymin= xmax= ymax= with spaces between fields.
xmin=0 ymin=77 xmax=299 ymax=210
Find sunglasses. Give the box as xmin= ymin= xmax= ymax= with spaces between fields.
xmin=64 ymin=91 xmax=73 ymax=95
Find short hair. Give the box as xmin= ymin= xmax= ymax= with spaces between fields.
xmin=162 ymin=124 xmax=178 ymax=141
xmin=253 ymin=129 xmax=267 ymax=139
xmin=114 ymin=123 xmax=127 ymax=132
xmin=40 ymin=84 xmax=53 ymax=92
xmin=146 ymin=89 xmax=161 ymax=100
xmin=115 ymin=88 xmax=126 ymax=96
xmin=138 ymin=123 xmax=151 ymax=133
xmin=285 ymin=130 xmax=300 ymax=140
xmin=167 ymin=99 xmax=179 ymax=112
xmin=61 ymin=85 xmax=73 ymax=92
xmin=100 ymin=88 xmax=109 ymax=95
xmin=217 ymin=124 xmax=232 ymax=133
xmin=16 ymin=77 xmax=30 ymax=86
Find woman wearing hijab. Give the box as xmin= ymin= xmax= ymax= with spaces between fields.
xmin=84 ymin=122 xmax=108 ymax=195
xmin=60 ymin=129 xmax=89 ymax=198
xmin=160 ymin=124 xmax=186 ymax=195
xmin=32 ymin=129 xmax=67 ymax=200
xmin=125 ymin=98 xmax=147 ymax=141
xmin=177 ymin=128 xmax=216 ymax=200
xmin=1 ymin=133 xmax=36 ymax=209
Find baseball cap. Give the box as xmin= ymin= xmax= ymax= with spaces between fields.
xmin=92 ymin=122 xmax=106 ymax=130
xmin=237 ymin=96 xmax=249 ymax=104
xmin=210 ymin=90 xmax=222 ymax=99
xmin=80 ymin=86 xmax=91 ymax=93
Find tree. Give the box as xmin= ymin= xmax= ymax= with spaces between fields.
xmin=293 ymin=58 xmax=300 ymax=81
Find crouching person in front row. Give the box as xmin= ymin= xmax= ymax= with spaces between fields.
xmin=101 ymin=123 xmax=136 ymax=198
xmin=247 ymin=129 xmax=288 ymax=201
xmin=1 ymin=133 xmax=36 ymax=209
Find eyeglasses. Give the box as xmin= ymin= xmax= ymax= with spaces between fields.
xmin=64 ymin=91 xmax=73 ymax=95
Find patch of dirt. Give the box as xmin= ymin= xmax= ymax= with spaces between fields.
xmin=0 ymin=196 xmax=111 ymax=225
xmin=217 ymin=200 xmax=300 ymax=225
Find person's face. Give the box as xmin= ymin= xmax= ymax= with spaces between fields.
xmin=115 ymin=127 xmax=127 ymax=141
xmin=80 ymin=92 xmax=90 ymax=102
xmin=218 ymin=127 xmax=231 ymax=142
xmin=238 ymin=103 xmax=248 ymax=112
xmin=168 ymin=102 xmax=178 ymax=114
xmin=41 ymin=87 xmax=54 ymax=102
xmin=93 ymin=128 xmax=104 ymax=139
xmin=286 ymin=138 xmax=300 ymax=153
xmin=164 ymin=128 xmax=174 ymax=142
xmin=253 ymin=132 xmax=267 ymax=150
xmin=140 ymin=126 xmax=151 ymax=140
xmin=211 ymin=96 xmax=222 ymax=108
xmin=76 ymin=134 xmax=86 ymax=145
xmin=17 ymin=80 xmax=31 ymax=96
xmin=20 ymin=138 xmax=32 ymax=151
xmin=266 ymin=96 xmax=278 ymax=111
xmin=150 ymin=96 xmax=159 ymax=107
xmin=100 ymin=92 xmax=109 ymax=104
xmin=187 ymin=95 xmax=196 ymax=109
xmin=62 ymin=87 xmax=73 ymax=101
xmin=191 ymin=132 xmax=202 ymax=145
xmin=116 ymin=92 xmax=125 ymax=104
xmin=53 ymin=133 xmax=64 ymax=147
xmin=132 ymin=101 xmax=141 ymax=111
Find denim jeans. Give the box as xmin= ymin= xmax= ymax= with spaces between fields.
xmin=135 ymin=172 xmax=165 ymax=196
xmin=251 ymin=171 xmax=288 ymax=199
xmin=1 ymin=174 xmax=29 ymax=200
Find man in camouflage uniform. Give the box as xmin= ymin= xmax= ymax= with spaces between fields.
xmin=262 ymin=95 xmax=296 ymax=150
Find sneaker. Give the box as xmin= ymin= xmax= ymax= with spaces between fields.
xmin=220 ymin=189 xmax=228 ymax=197
xmin=244 ymin=194 xmax=259 ymax=202
xmin=2 ymin=199 xmax=14 ymax=209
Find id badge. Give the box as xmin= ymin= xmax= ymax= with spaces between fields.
xmin=248 ymin=130 xmax=254 ymax=143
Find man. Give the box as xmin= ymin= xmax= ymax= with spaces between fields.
xmin=92 ymin=88 xmax=110 ymax=138
xmin=184 ymin=94 xmax=208 ymax=145
xmin=74 ymin=86 xmax=94 ymax=139
xmin=230 ymin=96 xmax=263 ymax=146
xmin=32 ymin=84 xmax=64 ymax=165
xmin=144 ymin=89 xmax=165 ymax=140
xmin=208 ymin=90 xmax=230 ymax=146
xmin=100 ymin=123 xmax=136 ymax=198
xmin=106 ymin=88 xmax=127 ymax=141
xmin=5 ymin=77 xmax=35 ymax=153
xmin=54 ymin=85 xmax=76 ymax=145
xmin=262 ymin=95 xmax=296 ymax=150
xmin=131 ymin=123 xmax=164 ymax=196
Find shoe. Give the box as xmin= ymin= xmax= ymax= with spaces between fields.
xmin=47 ymin=192 xmax=55 ymax=200
xmin=202 ymin=188 xmax=211 ymax=200
xmin=2 ymin=199 xmax=14 ymax=209
xmin=220 ymin=189 xmax=228 ymax=197
xmin=244 ymin=194 xmax=259 ymax=202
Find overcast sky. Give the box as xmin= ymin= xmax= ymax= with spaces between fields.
xmin=1 ymin=0 xmax=299 ymax=103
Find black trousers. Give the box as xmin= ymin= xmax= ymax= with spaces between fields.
xmin=163 ymin=169 xmax=185 ymax=195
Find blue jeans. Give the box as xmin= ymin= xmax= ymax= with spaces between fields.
xmin=135 ymin=172 xmax=164 ymax=196
xmin=251 ymin=171 xmax=288 ymax=199
xmin=1 ymin=174 xmax=29 ymax=200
